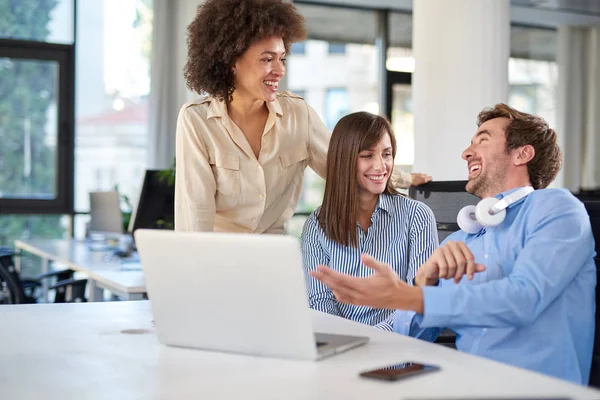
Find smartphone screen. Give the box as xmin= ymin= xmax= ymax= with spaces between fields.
xmin=359 ymin=362 xmax=440 ymax=381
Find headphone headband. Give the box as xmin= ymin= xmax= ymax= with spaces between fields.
xmin=458 ymin=186 xmax=534 ymax=234
xmin=489 ymin=186 xmax=534 ymax=215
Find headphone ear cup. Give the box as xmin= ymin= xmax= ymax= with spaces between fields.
xmin=475 ymin=197 xmax=506 ymax=227
xmin=457 ymin=205 xmax=482 ymax=234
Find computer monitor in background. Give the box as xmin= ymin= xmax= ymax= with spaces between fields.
xmin=89 ymin=191 xmax=123 ymax=237
xmin=129 ymin=170 xmax=175 ymax=234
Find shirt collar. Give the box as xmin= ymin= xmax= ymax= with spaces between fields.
xmin=356 ymin=194 xmax=392 ymax=230
xmin=265 ymin=97 xmax=283 ymax=117
xmin=206 ymin=96 xmax=283 ymax=120
xmin=375 ymin=193 xmax=393 ymax=215
xmin=205 ymin=97 xmax=225 ymax=120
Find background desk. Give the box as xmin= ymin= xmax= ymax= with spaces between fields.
xmin=14 ymin=239 xmax=145 ymax=301
xmin=0 ymin=301 xmax=598 ymax=399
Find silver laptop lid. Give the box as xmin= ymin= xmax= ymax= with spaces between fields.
xmin=135 ymin=230 xmax=318 ymax=360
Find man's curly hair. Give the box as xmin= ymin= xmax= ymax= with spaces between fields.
xmin=184 ymin=0 xmax=307 ymax=103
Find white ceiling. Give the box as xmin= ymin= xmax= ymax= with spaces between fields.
xmin=296 ymin=0 xmax=600 ymax=27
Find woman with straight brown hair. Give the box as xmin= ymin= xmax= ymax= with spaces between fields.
xmin=301 ymin=111 xmax=438 ymax=326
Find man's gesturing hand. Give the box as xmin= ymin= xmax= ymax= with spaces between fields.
xmin=310 ymin=254 xmax=424 ymax=312
xmin=415 ymin=241 xmax=486 ymax=286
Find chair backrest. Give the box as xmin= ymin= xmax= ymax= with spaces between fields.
xmin=89 ymin=191 xmax=123 ymax=235
xmin=583 ymin=201 xmax=600 ymax=256
xmin=0 ymin=248 xmax=26 ymax=304
xmin=582 ymin=201 xmax=600 ymax=388
xmin=589 ymin=256 xmax=600 ymax=388
xmin=0 ymin=249 xmax=82 ymax=304
xmin=409 ymin=181 xmax=480 ymax=242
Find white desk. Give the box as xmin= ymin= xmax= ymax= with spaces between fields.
xmin=14 ymin=239 xmax=145 ymax=301
xmin=0 ymin=301 xmax=598 ymax=400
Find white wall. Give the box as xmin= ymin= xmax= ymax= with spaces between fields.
xmin=174 ymin=0 xmax=202 ymax=105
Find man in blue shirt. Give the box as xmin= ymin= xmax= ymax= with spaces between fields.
xmin=310 ymin=103 xmax=596 ymax=385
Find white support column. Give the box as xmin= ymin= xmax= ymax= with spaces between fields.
xmin=147 ymin=0 xmax=201 ymax=170
xmin=412 ymin=0 xmax=510 ymax=180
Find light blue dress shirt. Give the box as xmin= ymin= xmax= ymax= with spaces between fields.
xmin=302 ymin=193 xmax=438 ymax=326
xmin=390 ymin=187 xmax=596 ymax=384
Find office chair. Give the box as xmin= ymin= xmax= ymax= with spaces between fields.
xmin=409 ymin=181 xmax=480 ymax=242
xmin=582 ymin=200 xmax=600 ymax=388
xmin=409 ymin=181 xmax=480 ymax=349
xmin=0 ymin=248 xmax=88 ymax=304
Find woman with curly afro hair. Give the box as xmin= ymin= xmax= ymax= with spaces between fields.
xmin=175 ymin=0 xmax=428 ymax=234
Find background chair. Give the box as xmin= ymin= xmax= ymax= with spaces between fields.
xmin=0 ymin=248 xmax=87 ymax=304
xmin=409 ymin=181 xmax=480 ymax=242
xmin=582 ymin=200 xmax=600 ymax=388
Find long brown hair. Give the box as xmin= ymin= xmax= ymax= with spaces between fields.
xmin=477 ymin=103 xmax=562 ymax=189
xmin=317 ymin=112 xmax=397 ymax=247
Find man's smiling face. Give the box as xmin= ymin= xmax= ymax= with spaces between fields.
xmin=462 ymin=117 xmax=512 ymax=198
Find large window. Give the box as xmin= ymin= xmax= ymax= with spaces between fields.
xmin=0 ymin=0 xmax=74 ymax=44
xmin=386 ymin=13 xmax=558 ymax=172
xmin=288 ymin=3 xmax=380 ymax=217
xmin=325 ymin=88 xmax=349 ymax=130
xmin=327 ymin=43 xmax=346 ymax=55
xmin=0 ymin=0 xmax=75 ymax=244
xmin=288 ymin=5 xmax=559 ymax=224
xmin=389 ymin=80 xmax=413 ymax=166
xmin=508 ymin=27 xmax=558 ymax=128
xmin=0 ymin=215 xmax=68 ymax=247
xmin=0 ymin=0 xmax=154 ymax=244
xmin=0 ymin=49 xmax=72 ymax=208
xmin=291 ymin=41 xmax=306 ymax=55
xmin=74 ymin=0 xmax=153 ymax=237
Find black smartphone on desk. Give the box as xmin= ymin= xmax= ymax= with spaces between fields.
xmin=360 ymin=362 xmax=440 ymax=381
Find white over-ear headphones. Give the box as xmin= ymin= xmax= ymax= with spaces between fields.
xmin=457 ymin=186 xmax=534 ymax=234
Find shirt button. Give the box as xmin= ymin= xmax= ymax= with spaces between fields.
xmin=252 ymin=218 xmax=257 ymax=223
xmin=483 ymin=328 xmax=488 ymax=332
xmin=484 ymin=254 xmax=489 ymax=259
xmin=257 ymin=165 xmax=262 ymax=170
xmin=259 ymin=194 xmax=264 ymax=199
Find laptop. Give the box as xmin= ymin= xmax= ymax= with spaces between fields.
xmin=134 ymin=229 xmax=368 ymax=360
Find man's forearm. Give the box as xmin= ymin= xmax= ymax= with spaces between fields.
xmin=393 ymin=285 xmax=424 ymax=314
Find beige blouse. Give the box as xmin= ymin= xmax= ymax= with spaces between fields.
xmin=174 ymin=91 xmax=412 ymax=234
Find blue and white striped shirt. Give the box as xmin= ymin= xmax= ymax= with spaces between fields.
xmin=301 ymin=193 xmax=438 ymax=326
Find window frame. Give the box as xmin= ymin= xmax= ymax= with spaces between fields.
xmin=0 ymin=38 xmax=75 ymax=215
xmin=385 ymin=70 xmax=411 ymax=121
